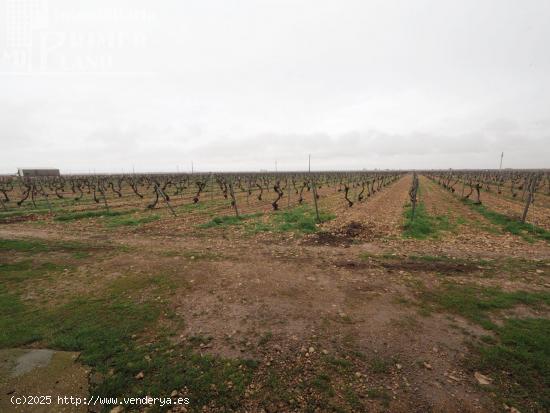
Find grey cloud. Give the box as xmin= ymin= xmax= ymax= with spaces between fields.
xmin=1 ymin=0 xmax=550 ymax=173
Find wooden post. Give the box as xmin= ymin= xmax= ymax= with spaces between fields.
xmin=521 ymin=175 xmax=537 ymax=223
xmin=43 ymin=193 xmax=53 ymax=213
xmin=308 ymin=155 xmax=320 ymax=222
xmin=229 ymin=182 xmax=239 ymax=217
xmin=311 ymin=177 xmax=320 ymax=223
xmin=287 ymin=178 xmax=291 ymax=208
xmin=409 ymin=173 xmax=419 ymax=221
xmin=210 ymin=173 xmax=214 ymax=201
xmin=99 ymin=188 xmax=109 ymax=212
xmin=155 ymin=184 xmax=177 ymax=217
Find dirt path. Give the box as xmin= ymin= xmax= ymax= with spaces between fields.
xmin=321 ymin=174 xmax=411 ymax=239
xmin=164 ymin=226 xmax=493 ymax=412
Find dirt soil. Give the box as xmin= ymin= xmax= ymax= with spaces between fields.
xmin=1 ymin=174 xmax=549 ymax=413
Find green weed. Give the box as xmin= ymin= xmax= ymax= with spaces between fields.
xmin=0 ymin=284 xmax=256 ymax=408
xmin=311 ymin=373 xmax=334 ymax=396
xmin=402 ymin=203 xmax=454 ymax=239
xmin=258 ymin=331 xmax=273 ymax=346
xmin=366 ymin=388 xmax=391 ymax=405
xmin=370 ymin=357 xmax=392 ymax=374
xmin=464 ymin=200 xmax=550 ymax=242
xmin=54 ymin=209 xmax=134 ymax=222
xmin=0 ymin=208 xmax=50 ymax=219
xmin=419 ymin=283 xmax=550 ymax=330
xmin=325 ymin=356 xmax=353 ymax=371
xmin=105 ymin=213 xmax=160 ymax=228
xmin=272 ymin=206 xmax=334 ymax=234
xmin=200 ymin=213 xmax=263 ymax=229
xmin=0 ymin=238 xmax=55 ymax=252
xmin=476 ymin=318 xmax=550 ymax=411
xmin=0 ymin=260 xmax=66 ymax=283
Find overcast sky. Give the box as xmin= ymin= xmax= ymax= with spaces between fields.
xmin=1 ymin=0 xmax=549 ymax=173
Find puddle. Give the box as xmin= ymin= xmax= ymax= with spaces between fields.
xmin=0 ymin=349 xmax=88 ymax=412
xmin=12 ymin=349 xmax=55 ymax=377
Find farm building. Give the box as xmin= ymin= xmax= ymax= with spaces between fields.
xmin=17 ymin=168 xmax=60 ymax=177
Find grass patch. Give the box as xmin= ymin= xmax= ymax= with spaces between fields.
xmin=366 ymin=388 xmax=391 ymax=405
xmin=419 ymin=283 xmax=550 ymax=330
xmin=398 ymin=219 xmax=546 ymax=413
xmin=0 ymin=283 xmax=256 ymax=408
xmin=0 ymin=208 xmax=50 ymax=219
xmin=0 ymin=235 xmax=255 ymax=407
xmin=243 ymin=221 xmax=273 ymax=234
xmin=0 ymin=260 xmax=67 ymax=283
xmin=476 ymin=318 xmax=550 ymax=411
xmin=258 ymin=331 xmax=273 ymax=346
xmin=105 ymin=213 xmax=160 ymax=228
xmin=106 ymin=272 xmax=182 ymax=299
xmin=188 ymin=335 xmax=214 ymax=347
xmin=311 ymin=373 xmax=335 ymax=396
xmin=0 ymin=289 xmax=158 ymax=351
xmin=0 ymin=237 xmax=94 ymax=253
xmin=200 ymin=213 xmax=263 ymax=229
xmin=258 ymin=367 xmax=294 ymax=405
xmin=370 ymin=357 xmax=392 ymax=374
xmin=199 ymin=206 xmax=334 ymax=234
xmin=325 ymin=356 xmax=353 ymax=372
xmin=464 ymin=200 xmax=550 ymax=242
xmin=272 ymin=206 xmax=335 ymax=234
xmin=54 ymin=209 xmax=135 ymax=222
xmin=402 ymin=203 xmax=454 ymax=239
xmin=72 ymin=251 xmax=91 ymax=259
xmin=391 ymin=314 xmax=420 ymax=330
xmin=0 ymin=288 xmax=43 ymax=346
xmin=343 ymin=386 xmax=362 ymax=410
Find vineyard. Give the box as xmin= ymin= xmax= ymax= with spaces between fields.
xmin=0 ymin=172 xmax=402 ymax=223
xmin=1 ymin=169 xmax=549 ymax=413
xmin=1 ymin=170 xmax=548 ymax=229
